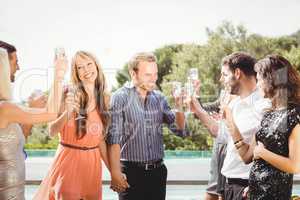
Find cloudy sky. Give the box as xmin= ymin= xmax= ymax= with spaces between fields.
xmin=1 ymin=0 xmax=299 ymax=101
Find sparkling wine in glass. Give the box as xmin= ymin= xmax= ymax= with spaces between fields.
xmin=54 ymin=47 xmax=66 ymax=60
xmin=183 ymin=80 xmax=194 ymax=114
xmin=172 ymin=81 xmax=182 ymax=98
xmin=219 ymin=89 xmax=231 ymax=119
xmin=188 ymin=68 xmax=199 ymax=97
xmin=189 ymin=68 xmax=199 ymax=81
xmin=66 ymin=85 xmax=85 ymax=121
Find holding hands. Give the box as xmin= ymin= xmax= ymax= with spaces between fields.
xmin=110 ymin=171 xmax=130 ymax=193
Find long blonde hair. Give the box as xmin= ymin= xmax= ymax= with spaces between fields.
xmin=0 ymin=48 xmax=12 ymax=100
xmin=71 ymin=51 xmax=110 ymax=139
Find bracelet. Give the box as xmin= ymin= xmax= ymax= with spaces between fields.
xmin=235 ymin=141 xmax=245 ymax=150
xmin=234 ymin=138 xmax=243 ymax=145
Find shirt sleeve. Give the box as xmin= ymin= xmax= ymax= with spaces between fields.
xmin=161 ymin=95 xmax=190 ymax=137
xmin=232 ymin=100 xmax=264 ymax=144
xmin=106 ymin=93 xmax=125 ymax=145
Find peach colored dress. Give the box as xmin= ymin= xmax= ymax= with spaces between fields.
xmin=34 ymin=110 xmax=103 ymax=200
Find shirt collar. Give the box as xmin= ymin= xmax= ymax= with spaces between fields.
xmin=124 ymin=81 xmax=136 ymax=89
xmin=124 ymin=81 xmax=155 ymax=96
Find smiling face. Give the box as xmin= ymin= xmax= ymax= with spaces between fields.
xmin=75 ymin=55 xmax=98 ymax=84
xmin=131 ymin=61 xmax=158 ymax=92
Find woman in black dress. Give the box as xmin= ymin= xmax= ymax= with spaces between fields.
xmin=224 ymin=55 xmax=300 ymax=200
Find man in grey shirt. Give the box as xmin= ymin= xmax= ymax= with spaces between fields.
xmin=198 ymin=99 xmax=227 ymax=200
xmin=107 ymin=52 xmax=187 ymax=200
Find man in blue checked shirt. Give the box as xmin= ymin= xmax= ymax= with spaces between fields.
xmin=107 ymin=52 xmax=188 ymax=200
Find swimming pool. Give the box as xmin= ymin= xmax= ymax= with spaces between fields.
xmin=25 ymin=149 xmax=212 ymax=159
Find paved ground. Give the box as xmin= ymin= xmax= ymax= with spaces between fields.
xmin=25 ymin=157 xmax=300 ymax=199
xmin=26 ymin=185 xmax=207 ymax=200
xmin=25 ymin=157 xmax=300 ymax=182
xmin=25 ymin=157 xmax=211 ymax=181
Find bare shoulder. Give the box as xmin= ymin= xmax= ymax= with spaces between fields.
xmin=0 ymin=102 xmax=19 ymax=127
xmin=291 ymin=124 xmax=300 ymax=139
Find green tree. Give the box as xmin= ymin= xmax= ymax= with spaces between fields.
xmin=161 ymin=21 xmax=300 ymax=150
xmin=283 ymin=46 xmax=300 ymax=71
xmin=27 ymin=22 xmax=300 ymax=150
xmin=290 ymin=29 xmax=300 ymax=46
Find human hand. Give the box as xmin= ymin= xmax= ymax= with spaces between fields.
xmin=110 ymin=171 xmax=130 ymax=193
xmin=253 ymin=141 xmax=265 ymax=160
xmin=28 ymin=90 xmax=47 ymax=108
xmin=54 ymin=55 xmax=68 ymax=81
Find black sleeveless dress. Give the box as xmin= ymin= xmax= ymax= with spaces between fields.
xmin=249 ymin=104 xmax=300 ymax=200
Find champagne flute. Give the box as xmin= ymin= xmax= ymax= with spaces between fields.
xmin=220 ymin=89 xmax=231 ymax=106
xmin=183 ymin=79 xmax=193 ymax=114
xmin=54 ymin=47 xmax=68 ymax=86
xmin=189 ymin=68 xmax=199 ymax=81
xmin=171 ymin=81 xmax=183 ymax=112
xmin=219 ymin=89 xmax=230 ymax=118
xmin=66 ymin=85 xmax=85 ymax=121
xmin=172 ymin=81 xmax=182 ymax=98
xmin=54 ymin=47 xmax=66 ymax=60
xmin=188 ymin=68 xmax=199 ymax=98
xmin=54 ymin=48 xmax=84 ymax=121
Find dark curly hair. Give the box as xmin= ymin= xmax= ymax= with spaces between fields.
xmin=0 ymin=41 xmax=16 ymax=58
xmin=254 ymin=55 xmax=300 ymax=109
xmin=221 ymin=52 xmax=257 ymax=77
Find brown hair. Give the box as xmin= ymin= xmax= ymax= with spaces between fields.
xmin=71 ymin=51 xmax=110 ymax=139
xmin=0 ymin=48 xmax=12 ymax=100
xmin=221 ymin=52 xmax=257 ymax=77
xmin=128 ymin=52 xmax=157 ymax=72
xmin=254 ymin=54 xmax=300 ymax=109
xmin=0 ymin=41 xmax=16 ymax=58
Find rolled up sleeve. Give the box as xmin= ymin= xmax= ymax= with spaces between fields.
xmin=161 ymin=96 xmax=190 ymax=137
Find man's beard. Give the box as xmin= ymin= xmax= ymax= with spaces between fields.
xmin=230 ymin=82 xmax=240 ymax=95
xmin=227 ymin=77 xmax=240 ymax=95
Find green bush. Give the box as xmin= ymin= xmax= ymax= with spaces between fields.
xmin=25 ymin=123 xmax=59 ymax=149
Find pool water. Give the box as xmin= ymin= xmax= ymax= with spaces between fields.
xmin=25 ymin=150 xmax=212 ymax=159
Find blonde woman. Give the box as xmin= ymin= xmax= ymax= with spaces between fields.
xmin=0 ymin=48 xmax=67 ymax=199
xmin=34 ymin=51 xmax=110 ymax=200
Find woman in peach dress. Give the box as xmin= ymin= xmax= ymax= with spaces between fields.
xmin=34 ymin=51 xmax=110 ymax=200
